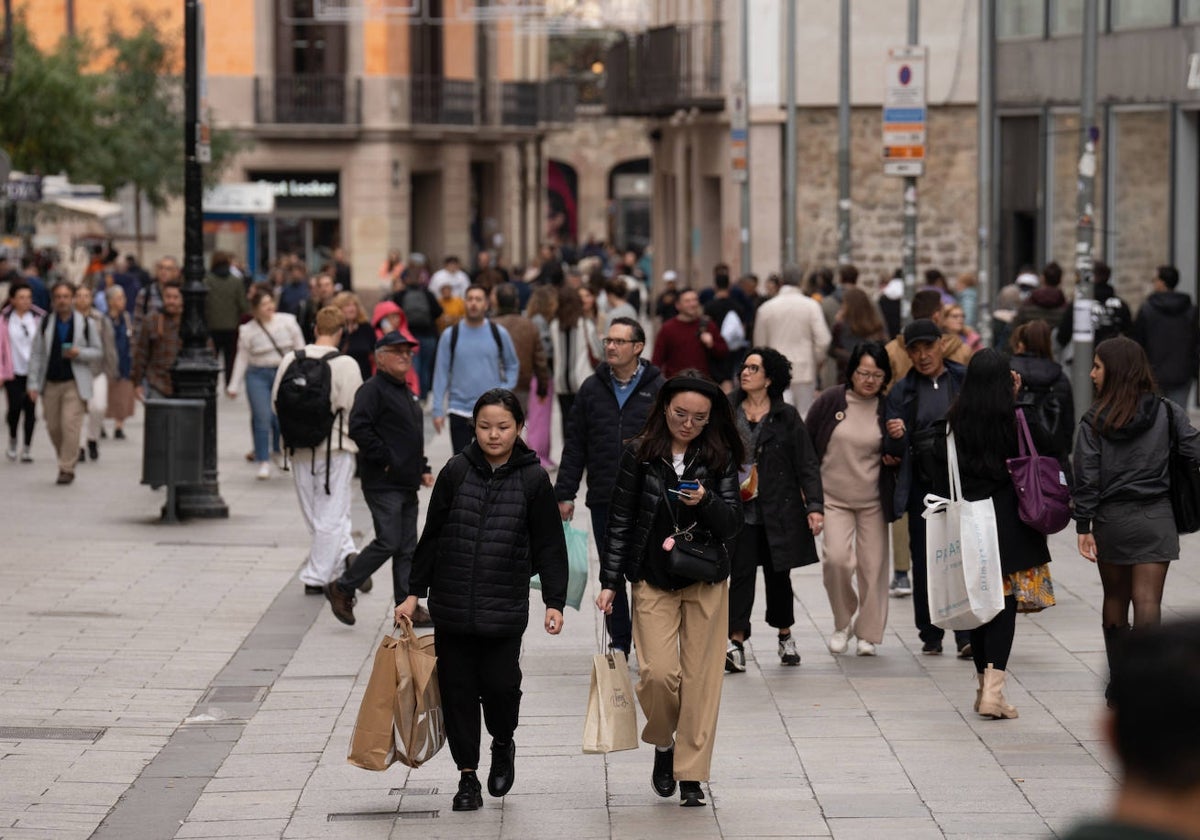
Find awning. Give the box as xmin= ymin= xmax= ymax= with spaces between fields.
xmin=42 ymin=196 xmax=124 ymax=220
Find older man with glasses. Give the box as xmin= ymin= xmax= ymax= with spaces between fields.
xmin=556 ymin=316 xmax=664 ymax=654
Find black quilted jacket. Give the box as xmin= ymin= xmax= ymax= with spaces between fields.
xmin=599 ymin=441 xmax=743 ymax=590
xmin=410 ymin=440 xmax=568 ymax=636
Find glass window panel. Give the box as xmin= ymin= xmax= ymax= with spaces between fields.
xmin=997 ymin=0 xmax=1045 ymax=39
xmin=1111 ymin=0 xmax=1173 ymax=30
xmin=1183 ymin=0 xmax=1200 ymax=22
xmin=1051 ymin=0 xmax=1108 ymax=35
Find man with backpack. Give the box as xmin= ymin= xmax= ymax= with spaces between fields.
xmin=430 ymin=285 xmax=519 ymax=454
xmin=390 ymin=273 xmax=442 ymax=399
xmin=272 ymin=306 xmax=364 ymax=595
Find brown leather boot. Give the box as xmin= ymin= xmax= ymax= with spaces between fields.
xmin=978 ymin=664 xmax=1018 ymax=719
xmin=323 ymin=582 xmax=356 ymax=626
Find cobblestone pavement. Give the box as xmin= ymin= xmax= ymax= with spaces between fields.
xmin=1 ymin=395 xmax=1198 ymax=840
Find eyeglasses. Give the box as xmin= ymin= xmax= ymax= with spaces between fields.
xmin=853 ymin=369 xmax=886 ymax=381
xmin=667 ymin=409 xmax=709 ymax=427
xmin=385 ymin=347 xmax=414 ymax=356
xmin=740 ymin=363 xmax=762 ymax=374
xmin=602 ymin=337 xmax=638 ymax=347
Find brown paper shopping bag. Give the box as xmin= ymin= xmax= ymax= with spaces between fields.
xmin=347 ymin=631 xmax=402 ymax=770
xmin=582 ymin=649 xmax=639 ymax=754
xmin=392 ymin=615 xmax=446 ymax=768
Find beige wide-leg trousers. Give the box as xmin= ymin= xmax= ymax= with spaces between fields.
xmin=822 ymin=499 xmax=890 ymax=644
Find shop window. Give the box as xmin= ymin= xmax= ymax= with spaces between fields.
xmin=1110 ymin=0 xmax=1173 ymax=30
xmin=1183 ymin=0 xmax=1200 ymax=22
xmin=1051 ymin=0 xmax=1108 ymax=35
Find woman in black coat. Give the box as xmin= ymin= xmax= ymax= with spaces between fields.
xmin=931 ymin=349 xmax=1058 ymax=720
xmin=597 ymin=371 xmax=743 ymax=808
xmin=727 ymin=347 xmax=823 ymax=670
xmin=1008 ymin=319 xmax=1074 ymax=468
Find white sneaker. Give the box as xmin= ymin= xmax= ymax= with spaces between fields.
xmin=256 ymin=462 xmax=271 ymax=480
xmin=856 ymin=639 xmax=877 ymax=656
xmin=828 ymin=629 xmax=851 ymax=655
xmin=5 ymin=438 xmax=16 ymax=461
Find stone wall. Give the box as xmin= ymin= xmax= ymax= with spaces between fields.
xmin=795 ymin=105 xmax=979 ymax=286
xmin=1111 ymin=110 xmax=1171 ymax=312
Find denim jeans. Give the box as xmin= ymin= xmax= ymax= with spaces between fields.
xmin=245 ymin=365 xmax=281 ymax=462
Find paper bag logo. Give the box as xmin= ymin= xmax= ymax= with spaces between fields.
xmin=609 ymin=689 xmax=631 ymax=710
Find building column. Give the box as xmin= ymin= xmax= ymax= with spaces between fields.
xmin=346 ymin=140 xmax=407 ymax=300
xmin=440 ymin=142 xmax=472 ymax=263
xmin=750 ymin=118 xmax=783 ymax=279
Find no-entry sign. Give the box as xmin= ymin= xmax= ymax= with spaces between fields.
xmin=883 ymin=45 xmax=927 ymax=177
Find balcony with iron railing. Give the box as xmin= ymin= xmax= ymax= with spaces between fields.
xmin=604 ymin=22 xmax=724 ymax=116
xmin=254 ymin=75 xmax=363 ymax=125
xmin=410 ymin=75 xmax=480 ymax=127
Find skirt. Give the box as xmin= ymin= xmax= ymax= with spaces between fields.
xmin=106 ymin=378 xmax=136 ymax=421
xmin=1093 ymin=496 xmax=1178 ymax=565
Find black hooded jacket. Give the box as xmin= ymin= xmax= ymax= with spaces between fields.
xmin=1073 ymin=393 xmax=1200 ymax=533
xmin=1009 ymin=352 xmax=1075 ymax=460
xmin=410 ymin=440 xmax=568 ymax=636
xmin=1133 ymin=291 xmax=1200 ymax=389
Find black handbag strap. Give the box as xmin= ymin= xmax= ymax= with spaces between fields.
xmin=1163 ymin=398 xmax=1179 ymax=453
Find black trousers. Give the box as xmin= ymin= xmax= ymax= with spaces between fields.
xmin=436 ymin=631 xmax=523 ymax=771
xmin=449 ymin=414 xmax=473 ymax=455
xmin=339 ymin=487 xmax=417 ymax=604
xmin=728 ymin=522 xmax=794 ymax=639
xmin=971 ymin=594 xmax=1018 ymax=672
xmin=557 ymin=393 xmax=576 ymax=440
xmin=907 ymin=489 xmax=970 ymax=649
xmin=4 ymin=376 xmax=35 ymax=446
xmin=210 ymin=329 xmax=238 ymax=386
xmin=589 ymin=504 xmax=631 ymax=653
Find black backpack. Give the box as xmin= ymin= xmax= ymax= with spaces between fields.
xmin=399 ymin=288 xmax=434 ymax=333
xmin=275 ymin=349 xmax=343 ymax=492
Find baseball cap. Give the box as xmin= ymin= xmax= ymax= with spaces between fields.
xmin=902 ymin=319 xmax=942 ymax=347
xmin=1016 ymin=272 xmax=1039 ymax=289
xmin=375 ymin=330 xmax=417 ymax=350
xmin=662 ymin=270 xmax=678 ymax=283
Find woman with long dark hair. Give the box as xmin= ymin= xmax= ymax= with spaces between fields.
xmin=935 ymin=349 xmax=1058 ymax=719
xmin=726 ymin=347 xmax=823 ymax=670
xmin=806 ymin=341 xmax=894 ymax=657
xmin=1074 ymin=337 xmax=1200 ymax=699
xmin=598 ymin=371 xmax=743 ymax=808
xmin=829 ymin=287 xmax=887 ymax=384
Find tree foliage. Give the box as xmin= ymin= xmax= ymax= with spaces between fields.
xmin=0 ymin=12 xmax=245 ymax=205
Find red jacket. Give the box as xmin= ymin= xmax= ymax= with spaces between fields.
xmin=370 ymin=301 xmax=421 ymax=395
xmin=651 ymin=315 xmax=728 ymax=379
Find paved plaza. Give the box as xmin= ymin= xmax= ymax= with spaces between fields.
xmin=1 ymin=395 xmax=1199 ymax=840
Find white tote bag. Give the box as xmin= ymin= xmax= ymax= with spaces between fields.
xmin=921 ymin=431 xmax=1005 ymax=631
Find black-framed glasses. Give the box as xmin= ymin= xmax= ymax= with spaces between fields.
xmin=602 ymin=337 xmax=637 ymax=347
xmin=740 ymin=363 xmax=761 ymax=374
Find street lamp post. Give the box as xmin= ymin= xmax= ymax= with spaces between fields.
xmin=172 ymin=0 xmax=227 ymax=518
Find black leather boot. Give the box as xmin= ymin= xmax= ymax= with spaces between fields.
xmin=651 ymin=746 xmax=676 ymax=797
xmin=487 ymin=739 xmax=516 ymax=797
xmin=1102 ymin=624 xmax=1131 ymax=707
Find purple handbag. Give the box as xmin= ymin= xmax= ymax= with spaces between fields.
xmin=1006 ymin=409 xmax=1072 ymax=535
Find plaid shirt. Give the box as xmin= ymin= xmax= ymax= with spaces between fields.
xmin=132 ymin=311 xmax=182 ymax=396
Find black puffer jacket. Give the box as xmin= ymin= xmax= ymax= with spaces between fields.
xmin=554 ymin=361 xmax=664 ymax=509
xmin=410 ymin=440 xmax=568 ymax=636
xmin=1009 ymin=353 xmax=1075 ymax=461
xmin=600 ymin=442 xmax=743 ymax=589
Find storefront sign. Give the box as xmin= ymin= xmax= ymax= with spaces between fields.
xmin=247 ymin=172 xmax=340 ymax=209
xmin=203 ymin=183 xmax=276 ymax=215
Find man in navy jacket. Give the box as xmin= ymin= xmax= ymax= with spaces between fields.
xmin=324 ymin=331 xmax=433 ymax=626
xmin=555 ymin=316 xmax=663 ymax=653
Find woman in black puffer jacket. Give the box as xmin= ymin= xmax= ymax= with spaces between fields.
xmin=1009 ymin=320 xmax=1074 ymax=468
xmin=399 ymin=389 xmax=567 ymax=814
xmin=597 ymin=371 xmax=743 ymax=808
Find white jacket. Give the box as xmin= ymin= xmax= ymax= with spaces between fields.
xmin=752 ymin=286 xmax=832 ymax=385
xmin=550 ymin=317 xmax=600 ymax=395
xmin=27 ymin=310 xmax=105 ymax=400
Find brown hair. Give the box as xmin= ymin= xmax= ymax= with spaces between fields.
xmin=1009 ymin=320 xmax=1053 ymax=359
xmin=315 ymin=306 xmax=345 ymax=337
xmin=556 ymin=286 xmax=583 ymax=330
xmin=1091 ymin=337 xmax=1157 ymax=434
xmin=249 ymin=282 xmax=275 ymax=310
xmin=331 ymin=291 xmax=368 ymax=325
xmin=526 ymin=285 xmax=558 ymax=321
xmin=842 ymin=286 xmax=884 ymax=338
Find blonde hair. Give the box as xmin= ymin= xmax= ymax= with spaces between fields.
xmin=331 ymin=291 xmax=368 ymax=325
xmin=315 ymin=306 xmax=345 ymax=337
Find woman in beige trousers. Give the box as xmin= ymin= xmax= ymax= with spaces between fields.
xmin=805 ymin=341 xmax=896 ymax=656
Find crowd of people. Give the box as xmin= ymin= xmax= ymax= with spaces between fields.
xmin=3 ymin=238 xmax=1199 ymax=830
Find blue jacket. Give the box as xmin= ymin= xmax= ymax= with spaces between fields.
xmin=883 ymin=360 xmax=967 ymax=519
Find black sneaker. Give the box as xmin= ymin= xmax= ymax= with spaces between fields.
xmin=921 ymin=640 xmax=943 ymax=655
xmin=114 ymin=428 xmax=126 ymax=440
xmin=78 ymin=448 xmax=87 ymax=464
xmin=88 ymin=440 xmax=99 ymax=461
xmin=679 ymin=781 xmax=706 ymax=807
xmin=651 ymin=746 xmax=676 ymax=797
xmin=487 ymin=739 xmax=516 ymax=797
xmin=303 ymin=584 xmax=324 ymax=596
xmin=452 ymin=771 xmax=483 ymax=812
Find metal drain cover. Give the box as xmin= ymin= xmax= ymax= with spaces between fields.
xmin=200 ymin=686 xmax=268 ymax=703
xmin=0 ymin=726 xmax=106 ymax=742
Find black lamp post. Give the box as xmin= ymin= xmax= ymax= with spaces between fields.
xmin=172 ymin=0 xmax=227 ymax=518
